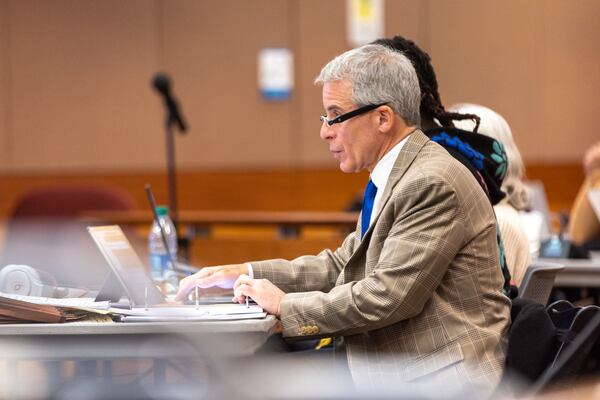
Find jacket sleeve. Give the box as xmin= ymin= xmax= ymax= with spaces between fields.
xmin=277 ymin=175 xmax=470 ymax=339
xmin=250 ymin=228 xmax=359 ymax=293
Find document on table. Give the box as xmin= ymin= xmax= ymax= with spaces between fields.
xmin=0 ymin=292 xmax=111 ymax=311
xmin=110 ymin=304 xmax=267 ymax=322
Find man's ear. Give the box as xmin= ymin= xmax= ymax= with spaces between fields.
xmin=376 ymin=105 xmax=395 ymax=132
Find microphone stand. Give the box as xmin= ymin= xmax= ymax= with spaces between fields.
xmin=164 ymin=114 xmax=179 ymax=233
xmin=165 ymin=112 xmax=190 ymax=261
xmin=153 ymin=72 xmax=190 ymax=262
xmin=162 ymin=114 xmax=192 ymax=262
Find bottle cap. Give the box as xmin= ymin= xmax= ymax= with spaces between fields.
xmin=156 ymin=206 xmax=169 ymax=216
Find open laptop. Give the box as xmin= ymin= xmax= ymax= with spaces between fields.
xmin=89 ymin=225 xmax=166 ymax=306
xmin=88 ymin=225 xmax=263 ymax=320
xmin=89 ymin=225 xmax=236 ymax=306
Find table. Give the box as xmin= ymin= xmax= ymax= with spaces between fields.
xmin=0 ymin=316 xmax=279 ymax=398
xmin=539 ymin=257 xmax=600 ymax=287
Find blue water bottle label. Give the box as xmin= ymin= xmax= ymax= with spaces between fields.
xmin=150 ymin=254 xmax=170 ymax=281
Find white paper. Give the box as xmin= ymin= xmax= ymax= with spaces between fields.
xmin=111 ymin=304 xmax=264 ymax=317
xmin=0 ymin=292 xmax=111 ymax=310
xmin=118 ymin=313 xmax=267 ymax=323
xmin=588 ymin=188 xmax=600 ymax=221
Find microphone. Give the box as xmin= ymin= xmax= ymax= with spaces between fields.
xmin=152 ymin=72 xmax=188 ymax=133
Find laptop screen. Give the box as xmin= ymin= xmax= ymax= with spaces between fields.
xmin=88 ymin=225 xmax=165 ymax=306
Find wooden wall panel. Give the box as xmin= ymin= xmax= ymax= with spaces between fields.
xmin=427 ymin=0 xmax=599 ymax=163
xmin=538 ymin=1 xmax=600 ymax=161
xmin=428 ymin=0 xmax=543 ymax=162
xmin=0 ymin=0 xmax=598 ymax=171
xmin=295 ymin=0 xmax=346 ymax=167
xmin=8 ymin=0 xmax=161 ymax=170
xmin=160 ymin=0 xmax=295 ymax=169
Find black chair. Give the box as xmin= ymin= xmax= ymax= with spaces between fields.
xmin=518 ymin=261 xmax=564 ymax=305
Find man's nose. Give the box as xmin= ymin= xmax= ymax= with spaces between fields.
xmin=320 ymin=123 xmax=334 ymax=140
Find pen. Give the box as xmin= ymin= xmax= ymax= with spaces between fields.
xmin=195 ymin=286 xmax=199 ymax=310
xmin=246 ymin=296 xmax=249 ymax=308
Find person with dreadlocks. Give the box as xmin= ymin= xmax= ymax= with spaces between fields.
xmin=450 ymin=103 xmax=532 ymax=286
xmin=372 ymin=35 xmax=517 ymax=297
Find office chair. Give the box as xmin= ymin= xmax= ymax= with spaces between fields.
xmin=518 ymin=261 xmax=565 ymax=305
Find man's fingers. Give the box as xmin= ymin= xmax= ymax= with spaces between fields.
xmin=233 ymin=274 xmax=251 ymax=289
xmin=233 ymin=283 xmax=256 ymax=302
xmin=175 ymin=278 xmax=196 ymax=301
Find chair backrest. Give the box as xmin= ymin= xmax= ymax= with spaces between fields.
xmin=518 ymin=261 xmax=565 ymax=305
xmin=2 ymin=184 xmax=136 ymax=288
xmin=10 ymin=184 xmax=135 ymax=219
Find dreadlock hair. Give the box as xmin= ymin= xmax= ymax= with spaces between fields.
xmin=372 ymin=35 xmax=481 ymax=132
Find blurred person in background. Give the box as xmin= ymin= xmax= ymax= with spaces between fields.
xmin=449 ymin=103 xmax=532 ymax=286
xmin=569 ymin=142 xmax=600 ymax=250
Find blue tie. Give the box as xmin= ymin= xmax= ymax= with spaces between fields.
xmin=361 ymin=179 xmax=377 ymax=238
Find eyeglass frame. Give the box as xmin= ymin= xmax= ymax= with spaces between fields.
xmin=320 ymin=103 xmax=387 ymax=126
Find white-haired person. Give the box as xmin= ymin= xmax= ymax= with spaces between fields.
xmin=449 ymin=103 xmax=531 ymax=286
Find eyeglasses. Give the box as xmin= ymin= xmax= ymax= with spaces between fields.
xmin=320 ymin=103 xmax=387 ymax=126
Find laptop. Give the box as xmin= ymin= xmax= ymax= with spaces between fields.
xmin=88 ymin=225 xmax=263 ymax=320
xmin=89 ymin=225 xmax=166 ymax=306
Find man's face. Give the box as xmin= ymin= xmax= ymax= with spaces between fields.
xmin=320 ymin=80 xmax=382 ymax=173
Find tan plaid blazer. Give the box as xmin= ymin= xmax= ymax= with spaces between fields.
xmin=252 ymin=130 xmax=511 ymax=389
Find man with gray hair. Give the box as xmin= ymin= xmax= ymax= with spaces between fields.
xmin=177 ymin=44 xmax=510 ymax=391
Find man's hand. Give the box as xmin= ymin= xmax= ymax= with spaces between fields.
xmin=233 ymin=274 xmax=286 ymax=317
xmin=175 ymin=264 xmax=248 ymax=301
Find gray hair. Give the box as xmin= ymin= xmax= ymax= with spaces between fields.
xmin=314 ymin=44 xmax=420 ymax=126
xmin=449 ymin=103 xmax=530 ymax=210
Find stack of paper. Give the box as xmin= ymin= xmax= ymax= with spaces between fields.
xmin=0 ymin=292 xmax=110 ymax=324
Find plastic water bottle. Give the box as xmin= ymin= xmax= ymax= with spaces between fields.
xmin=148 ymin=206 xmax=178 ymax=295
